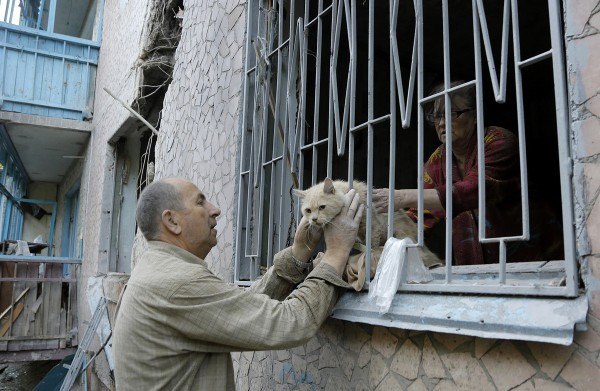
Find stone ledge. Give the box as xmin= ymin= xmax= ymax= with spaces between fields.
xmin=331 ymin=292 xmax=588 ymax=346
xmin=0 ymin=110 xmax=93 ymax=133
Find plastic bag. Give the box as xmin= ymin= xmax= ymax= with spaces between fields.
xmin=33 ymin=235 xmax=44 ymax=244
xmin=368 ymin=237 xmax=433 ymax=315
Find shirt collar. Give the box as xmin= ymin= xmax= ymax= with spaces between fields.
xmin=147 ymin=240 xmax=207 ymax=267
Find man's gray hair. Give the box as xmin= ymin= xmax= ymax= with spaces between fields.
xmin=136 ymin=179 xmax=185 ymax=240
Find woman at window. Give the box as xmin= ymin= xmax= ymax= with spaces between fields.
xmin=373 ymin=81 xmax=563 ymax=265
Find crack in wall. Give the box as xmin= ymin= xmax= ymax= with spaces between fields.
xmin=566 ymin=0 xmax=600 ymax=40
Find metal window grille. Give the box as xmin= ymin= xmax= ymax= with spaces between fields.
xmin=235 ymin=0 xmax=577 ymax=297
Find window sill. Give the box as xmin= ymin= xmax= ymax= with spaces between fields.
xmin=331 ymin=291 xmax=588 ymax=345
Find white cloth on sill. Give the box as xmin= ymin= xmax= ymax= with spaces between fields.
xmin=368 ymin=237 xmax=433 ymax=315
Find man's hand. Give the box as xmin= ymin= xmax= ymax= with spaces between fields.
xmin=292 ymin=216 xmax=323 ymax=262
xmin=322 ymin=189 xmax=364 ymax=275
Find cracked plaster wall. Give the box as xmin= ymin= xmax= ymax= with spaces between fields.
xmin=567 ymin=0 xmax=600 ymax=332
xmin=154 ymin=0 xmax=246 ymax=279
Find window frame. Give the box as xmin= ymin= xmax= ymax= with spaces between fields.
xmin=234 ymin=0 xmax=578 ymax=298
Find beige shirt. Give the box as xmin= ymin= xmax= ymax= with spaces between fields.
xmin=113 ymin=241 xmax=349 ymax=390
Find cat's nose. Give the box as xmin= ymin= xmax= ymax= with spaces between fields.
xmin=311 ymin=217 xmax=318 ymax=222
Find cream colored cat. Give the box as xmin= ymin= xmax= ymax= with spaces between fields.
xmin=293 ymin=178 xmax=442 ymax=267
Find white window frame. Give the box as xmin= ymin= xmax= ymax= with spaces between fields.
xmin=234 ymin=0 xmax=578 ymax=299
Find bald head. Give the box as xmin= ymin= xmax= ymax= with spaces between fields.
xmin=136 ymin=178 xmax=185 ymax=240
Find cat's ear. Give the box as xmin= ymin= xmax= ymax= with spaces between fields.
xmin=323 ymin=178 xmax=335 ymax=194
xmin=293 ymin=188 xmax=306 ymax=199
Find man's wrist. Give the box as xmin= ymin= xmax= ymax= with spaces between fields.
xmin=291 ymin=245 xmax=313 ymax=269
xmin=322 ymin=249 xmax=350 ymax=275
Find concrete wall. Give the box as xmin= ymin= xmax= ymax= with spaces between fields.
xmin=154 ymin=0 xmax=246 ymax=279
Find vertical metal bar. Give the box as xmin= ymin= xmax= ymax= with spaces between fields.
xmin=235 ymin=0 xmax=256 ymax=281
xmin=416 ymin=0 xmax=424 ymax=247
xmin=266 ymin=1 xmax=280 ymax=269
xmin=547 ymin=0 xmax=578 ymax=296
xmin=272 ymin=0 xmax=286 ymax=253
xmin=47 ymin=0 xmax=56 ymax=33
xmin=279 ymin=0 xmax=295 ymax=252
xmin=347 ymin=0 xmax=356 ymax=186
xmin=499 ymin=240 xmax=507 ymax=283
xmin=312 ymin=0 xmax=324 ymax=186
xmin=510 ymin=0 xmax=530 ymax=242
xmin=473 ymin=0 xmax=487 ymax=244
xmin=365 ymin=0 xmax=374 ymax=283
xmin=388 ymin=0 xmax=396 ymax=239
xmin=295 ymin=1 xmax=309 ymax=226
xmin=326 ymin=0 xmax=336 ymax=178
xmin=442 ymin=0 xmax=453 ymax=283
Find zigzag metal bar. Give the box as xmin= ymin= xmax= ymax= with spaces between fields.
xmin=476 ymin=0 xmax=510 ymax=103
xmin=391 ymin=0 xmax=418 ymax=129
xmin=331 ymin=0 xmax=354 ymax=157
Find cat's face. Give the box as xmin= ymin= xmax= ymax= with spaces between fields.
xmin=293 ymin=178 xmax=345 ymax=227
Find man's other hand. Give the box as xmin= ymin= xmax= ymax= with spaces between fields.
xmin=292 ymin=216 xmax=323 ymax=262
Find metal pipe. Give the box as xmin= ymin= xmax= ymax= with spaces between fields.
xmin=442 ymin=0 xmax=453 ymax=283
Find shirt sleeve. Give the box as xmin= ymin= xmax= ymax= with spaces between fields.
xmin=435 ymin=128 xmax=519 ymax=217
xmin=247 ymin=247 xmax=312 ymax=301
xmin=164 ymin=258 xmax=350 ymax=353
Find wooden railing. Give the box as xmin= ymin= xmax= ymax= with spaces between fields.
xmin=0 ymin=22 xmax=99 ymax=121
xmin=0 ymin=256 xmax=80 ymax=362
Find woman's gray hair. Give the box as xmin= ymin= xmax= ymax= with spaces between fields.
xmin=429 ymin=80 xmax=476 ymax=114
xmin=136 ymin=179 xmax=185 ymax=240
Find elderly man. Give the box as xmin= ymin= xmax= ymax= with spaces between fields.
xmin=113 ymin=178 xmax=363 ymax=390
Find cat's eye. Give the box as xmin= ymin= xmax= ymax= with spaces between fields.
xmin=305 ymin=209 xmax=311 ymax=214
xmin=319 ymin=205 xmax=326 ymax=210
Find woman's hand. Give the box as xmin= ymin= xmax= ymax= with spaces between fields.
xmin=373 ymin=188 xmax=404 ymax=213
xmin=292 ymin=216 xmax=323 ymax=262
xmin=373 ymin=188 xmax=443 ymax=212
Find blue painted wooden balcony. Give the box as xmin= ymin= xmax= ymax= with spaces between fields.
xmin=0 ymin=0 xmax=102 ymax=121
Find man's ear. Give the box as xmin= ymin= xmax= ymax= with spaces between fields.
xmin=161 ymin=210 xmax=182 ymax=235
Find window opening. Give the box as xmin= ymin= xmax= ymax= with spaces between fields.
xmin=236 ymin=0 xmax=575 ymax=297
